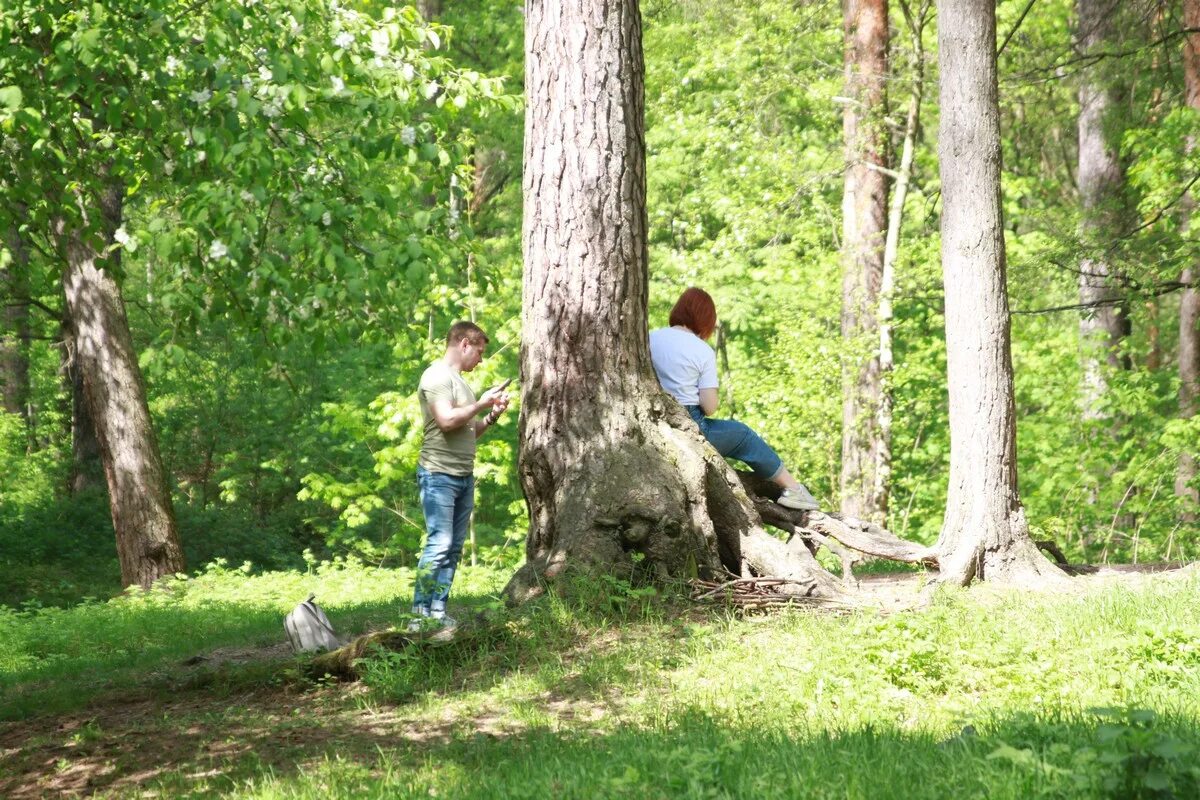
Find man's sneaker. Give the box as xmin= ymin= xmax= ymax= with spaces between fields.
xmin=778 ymin=484 xmax=819 ymax=511
xmin=405 ymin=618 xmax=423 ymax=634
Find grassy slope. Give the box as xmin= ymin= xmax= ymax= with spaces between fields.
xmin=1 ymin=564 xmax=1199 ymax=798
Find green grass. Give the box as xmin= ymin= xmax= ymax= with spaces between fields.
xmin=0 ymin=556 xmax=505 ymax=721
xmin=2 ymin=564 xmax=1199 ymax=798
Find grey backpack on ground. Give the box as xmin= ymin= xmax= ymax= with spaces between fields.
xmin=284 ymin=594 xmax=341 ymax=653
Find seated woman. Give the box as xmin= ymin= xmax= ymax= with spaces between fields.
xmin=649 ymin=287 xmax=820 ymax=512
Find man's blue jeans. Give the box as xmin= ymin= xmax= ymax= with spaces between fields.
xmin=685 ymin=406 xmax=784 ymax=479
xmin=413 ymin=465 xmax=474 ymax=618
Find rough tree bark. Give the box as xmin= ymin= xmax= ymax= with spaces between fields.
xmin=1076 ymin=0 xmax=1131 ymax=418
xmin=504 ymin=0 xmax=843 ymax=604
xmin=55 ymin=182 xmax=185 ymax=588
xmin=1 ymin=217 xmax=32 ymax=425
xmin=1179 ymin=0 xmax=1200 ymax=520
xmin=839 ymin=0 xmax=890 ymax=524
xmin=934 ymin=0 xmax=1064 ymax=586
xmin=61 ymin=313 xmax=105 ymax=495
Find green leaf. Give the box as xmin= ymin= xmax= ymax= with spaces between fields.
xmin=0 ymin=86 xmax=22 ymax=113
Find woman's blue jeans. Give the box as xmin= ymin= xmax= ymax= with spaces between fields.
xmin=685 ymin=406 xmax=783 ymax=479
xmin=413 ymin=465 xmax=474 ymax=618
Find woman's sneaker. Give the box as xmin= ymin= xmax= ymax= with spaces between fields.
xmin=778 ymin=484 xmax=819 ymax=511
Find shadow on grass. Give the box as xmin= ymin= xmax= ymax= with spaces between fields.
xmin=0 ymin=569 xmax=507 ymax=723
xmin=4 ymin=702 xmax=1197 ymax=799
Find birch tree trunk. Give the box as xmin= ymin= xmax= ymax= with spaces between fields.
xmin=876 ymin=0 xmax=929 ymax=526
xmin=1076 ymin=0 xmax=1131 ymax=419
xmin=1179 ymin=0 xmax=1200 ymax=520
xmin=55 ymin=183 xmax=185 ymax=588
xmin=934 ymin=0 xmax=1062 ymax=585
xmin=839 ymin=0 xmax=890 ymax=524
xmin=506 ymin=0 xmax=841 ymax=603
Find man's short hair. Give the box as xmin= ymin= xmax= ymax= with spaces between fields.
xmin=447 ymin=321 xmax=489 ymax=347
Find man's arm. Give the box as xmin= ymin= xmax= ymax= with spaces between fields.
xmin=698 ymin=387 xmax=719 ymax=416
xmin=429 ymin=387 xmax=501 ymax=432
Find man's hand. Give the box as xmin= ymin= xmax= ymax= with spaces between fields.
xmin=475 ymin=390 xmax=511 ymax=438
xmin=477 ymin=386 xmax=504 ymax=408
xmin=493 ymin=391 xmax=511 ymax=415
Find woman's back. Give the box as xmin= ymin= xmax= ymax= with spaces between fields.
xmin=648 ymin=326 xmax=718 ymax=407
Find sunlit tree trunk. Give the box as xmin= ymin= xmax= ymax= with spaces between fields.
xmin=1076 ymin=0 xmax=1131 ymax=419
xmin=55 ymin=182 xmax=185 ymax=588
xmin=934 ymin=0 xmax=1062 ymax=585
xmin=506 ymin=0 xmax=841 ymax=603
xmin=876 ymin=0 xmax=930 ymax=527
xmin=839 ymin=0 xmax=890 ymax=524
xmin=1179 ymin=0 xmax=1200 ymax=520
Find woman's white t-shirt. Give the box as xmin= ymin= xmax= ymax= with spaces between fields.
xmin=649 ymin=326 xmax=718 ymax=406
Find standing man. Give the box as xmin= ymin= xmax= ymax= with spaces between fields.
xmin=410 ymin=321 xmax=511 ymax=631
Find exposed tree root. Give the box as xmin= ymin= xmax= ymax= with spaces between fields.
xmin=734 ymin=471 xmax=939 ymax=586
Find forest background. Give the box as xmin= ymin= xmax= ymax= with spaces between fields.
xmin=2 ymin=0 xmax=1198 ymax=609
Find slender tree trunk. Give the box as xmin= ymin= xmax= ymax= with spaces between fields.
xmin=934 ymin=0 xmax=1062 ymax=585
xmin=1179 ymin=0 xmax=1200 ymax=520
xmin=55 ymin=183 xmax=184 ymax=588
xmin=506 ymin=0 xmax=841 ymax=603
xmin=839 ymin=0 xmax=890 ymax=525
xmin=877 ymin=0 xmax=929 ymax=526
xmin=714 ymin=322 xmax=737 ymax=417
xmin=1076 ymin=0 xmax=1131 ymax=419
xmin=416 ymin=0 xmax=441 ymax=20
xmin=1 ymin=217 xmax=32 ymax=427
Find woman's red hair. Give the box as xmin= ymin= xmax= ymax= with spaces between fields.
xmin=669 ymin=287 xmax=717 ymax=340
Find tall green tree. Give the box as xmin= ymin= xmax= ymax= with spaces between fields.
xmin=839 ymin=0 xmax=890 ymax=525
xmin=934 ymin=0 xmax=1063 ymax=584
xmin=1179 ymin=0 xmax=1200 ymax=521
xmin=507 ymin=0 xmax=845 ymax=602
xmin=0 ymin=0 xmax=501 ymax=585
xmin=1076 ymin=0 xmax=1132 ymax=419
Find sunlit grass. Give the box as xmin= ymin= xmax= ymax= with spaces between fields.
xmin=4 ymin=563 xmax=1200 ymax=798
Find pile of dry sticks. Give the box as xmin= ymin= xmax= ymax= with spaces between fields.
xmin=688 ymin=576 xmax=857 ymax=612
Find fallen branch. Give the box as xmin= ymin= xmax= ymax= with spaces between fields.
xmin=689 ymin=577 xmax=860 ymax=611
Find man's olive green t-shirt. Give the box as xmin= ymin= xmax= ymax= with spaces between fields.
xmin=418 ymin=361 xmax=476 ymax=476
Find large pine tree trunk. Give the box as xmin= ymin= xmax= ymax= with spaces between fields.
xmin=1 ymin=217 xmax=32 ymax=424
xmin=934 ymin=0 xmax=1062 ymax=586
xmin=505 ymin=0 xmax=841 ymax=604
xmin=839 ymin=0 xmax=890 ymax=524
xmin=1179 ymin=1 xmax=1200 ymax=520
xmin=55 ymin=183 xmax=185 ymax=588
xmin=1076 ymin=0 xmax=1131 ymax=418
